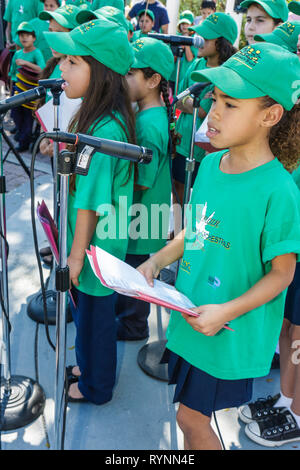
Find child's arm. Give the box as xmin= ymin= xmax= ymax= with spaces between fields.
xmin=176 ymin=97 xmax=207 ymax=119
xmin=68 ymin=209 xmax=98 ymax=287
xmin=182 ymin=252 xmax=297 ymax=336
xmin=137 ymin=229 xmax=185 ymax=286
xmin=15 ymin=59 xmax=43 ymax=73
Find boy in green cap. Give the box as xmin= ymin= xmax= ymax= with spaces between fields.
xmin=132 ymin=9 xmax=155 ymax=41
xmin=9 ymin=22 xmax=46 ymax=151
xmin=137 ymin=42 xmax=300 ymax=449
xmin=172 ymin=12 xmax=238 ymax=208
xmin=115 ymin=37 xmax=174 ymax=340
xmin=254 ymin=19 xmax=300 ymax=53
xmin=28 ymin=0 xmax=61 ymax=63
xmin=43 ymin=17 xmax=135 ymax=404
xmin=4 ymin=0 xmax=43 ymax=48
xmin=289 ymin=1 xmax=300 ymax=58
xmin=241 ymin=0 xmax=288 ymax=44
xmin=169 ymin=12 xmax=198 ymax=94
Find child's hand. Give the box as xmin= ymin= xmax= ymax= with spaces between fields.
xmin=67 ymin=255 xmax=84 ymax=287
xmin=40 ymin=138 xmax=54 ymax=157
xmin=181 ymin=304 xmax=229 ymax=336
xmin=137 ymin=257 xmax=161 ymax=287
xmin=15 ymin=59 xmax=26 ymax=66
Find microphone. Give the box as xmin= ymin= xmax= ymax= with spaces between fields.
xmin=38 ymin=78 xmax=64 ymax=91
xmin=0 ymin=86 xmax=46 ymax=114
xmin=148 ymin=33 xmax=205 ymax=49
xmin=173 ymin=82 xmax=211 ymax=105
xmin=43 ymin=131 xmax=152 ymax=175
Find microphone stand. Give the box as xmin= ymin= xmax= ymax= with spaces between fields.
xmin=27 ymin=83 xmax=72 ymax=325
xmin=137 ymin=94 xmax=201 ymax=382
xmin=0 ymin=112 xmax=45 ymax=431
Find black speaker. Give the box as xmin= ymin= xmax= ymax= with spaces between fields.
xmin=234 ymin=0 xmax=247 ymax=13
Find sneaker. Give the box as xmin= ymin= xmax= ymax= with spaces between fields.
xmin=238 ymin=393 xmax=282 ymax=423
xmin=245 ymin=409 xmax=300 ymax=447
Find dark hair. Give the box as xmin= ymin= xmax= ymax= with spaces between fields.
xmin=68 ymin=56 xmax=137 ymax=193
xmin=141 ymin=67 xmax=179 ymax=159
xmin=261 ymin=96 xmax=300 ymax=172
xmin=215 ymin=37 xmax=238 ymax=64
xmin=18 ymin=31 xmax=36 ymax=38
xmin=201 ymin=1 xmax=217 ymax=9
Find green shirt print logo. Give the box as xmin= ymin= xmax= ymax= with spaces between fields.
xmin=185 ymin=202 xmax=215 ymax=250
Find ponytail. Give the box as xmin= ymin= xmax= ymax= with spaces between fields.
xmin=141 ymin=67 xmax=179 ymax=158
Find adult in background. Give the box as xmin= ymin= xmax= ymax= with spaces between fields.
xmin=127 ymin=0 xmax=169 ymax=33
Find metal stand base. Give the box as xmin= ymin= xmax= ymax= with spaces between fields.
xmin=137 ymin=339 xmax=168 ymax=382
xmin=0 ymin=375 xmax=45 ymax=431
xmin=27 ymin=290 xmax=73 ymax=325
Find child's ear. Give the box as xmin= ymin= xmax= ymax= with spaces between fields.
xmin=148 ymin=73 xmax=161 ymax=89
xmin=261 ymin=103 xmax=284 ymax=128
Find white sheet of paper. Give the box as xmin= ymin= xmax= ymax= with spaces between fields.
xmin=195 ymin=113 xmax=210 ymax=143
xmin=36 ymin=92 xmax=81 ymax=132
xmin=92 ymin=246 xmax=196 ymax=311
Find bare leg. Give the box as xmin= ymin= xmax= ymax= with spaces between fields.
xmin=177 ymin=403 xmax=222 ymax=450
xmin=279 ymin=319 xmax=295 ymax=398
xmin=290 ymin=325 xmax=300 ymax=415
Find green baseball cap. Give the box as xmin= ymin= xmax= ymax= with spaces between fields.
xmin=254 ymin=20 xmax=300 ymax=53
xmin=16 ymin=21 xmax=36 ymax=35
xmin=137 ymin=9 xmax=155 ymax=22
xmin=40 ymin=0 xmax=61 ymax=4
xmin=131 ymin=37 xmax=174 ymax=80
xmin=76 ymin=6 xmax=128 ymax=31
xmin=289 ymin=1 xmax=300 ymax=15
xmin=44 ymin=17 xmax=133 ymax=75
xmin=240 ymin=0 xmax=289 ymax=22
xmin=39 ymin=4 xmax=81 ymax=29
xmin=189 ymin=12 xmax=238 ymax=45
xmin=180 ymin=10 xmax=194 ymax=24
xmin=95 ymin=0 xmax=125 ymax=11
xmin=190 ymin=43 xmax=300 ymax=110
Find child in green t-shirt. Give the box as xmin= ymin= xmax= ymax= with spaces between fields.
xmin=172 ymin=12 xmax=238 ymax=210
xmin=137 ymin=44 xmax=300 ymax=449
xmin=9 ymin=22 xmax=45 ymax=151
xmin=241 ymin=0 xmax=288 ymax=45
xmin=115 ymin=37 xmax=174 ymax=340
xmin=131 ymin=9 xmax=155 ymax=42
xmin=44 ymin=17 xmax=135 ymax=405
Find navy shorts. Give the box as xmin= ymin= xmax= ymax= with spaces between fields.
xmin=284 ymin=262 xmax=300 ymax=326
xmin=171 ymin=152 xmax=200 ymax=185
xmin=161 ymin=349 xmax=253 ymax=417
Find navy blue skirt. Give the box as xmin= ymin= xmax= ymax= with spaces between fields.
xmin=161 ymin=349 xmax=253 ymax=417
xmin=284 ymin=262 xmax=300 ymax=326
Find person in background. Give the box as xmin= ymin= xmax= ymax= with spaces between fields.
xmin=241 ymin=0 xmax=288 ymax=44
xmin=9 ymin=22 xmax=45 ymax=151
xmin=194 ymin=1 xmax=217 ymax=26
xmin=127 ymin=0 xmax=169 ymax=33
xmin=4 ymin=0 xmax=43 ymax=49
xmin=131 ymin=9 xmax=155 ymax=41
xmin=91 ymin=0 xmax=125 ymax=11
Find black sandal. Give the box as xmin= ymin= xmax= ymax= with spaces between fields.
xmin=66 ymin=365 xmax=80 ymax=384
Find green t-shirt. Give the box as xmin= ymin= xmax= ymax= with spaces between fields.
xmin=166 ymin=151 xmax=300 ymax=380
xmin=4 ymin=0 xmax=43 ymax=43
xmin=67 ymin=114 xmax=134 ymax=297
xmin=127 ymin=107 xmax=171 ymax=255
xmin=28 ymin=18 xmax=52 ymax=63
xmin=292 ymin=165 xmax=300 ymax=191
xmin=175 ymin=57 xmax=213 ymax=163
xmin=9 ymin=47 xmax=46 ymax=82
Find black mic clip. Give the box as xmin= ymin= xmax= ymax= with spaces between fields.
xmin=39 ymin=78 xmax=64 ymax=105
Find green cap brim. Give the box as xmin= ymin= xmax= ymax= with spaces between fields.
xmin=39 ymin=11 xmax=72 ymax=29
xmin=289 ymin=1 xmax=300 ymax=15
xmin=189 ymin=23 xmax=218 ymax=39
xmin=76 ymin=9 xmax=96 ymax=24
xmin=44 ymin=30 xmax=88 ymax=55
xmin=191 ymin=66 xmax=266 ymax=100
xmin=254 ymin=32 xmax=293 ymax=51
xmin=178 ymin=18 xmax=192 ymax=26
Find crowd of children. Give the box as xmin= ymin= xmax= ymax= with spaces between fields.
xmin=2 ymin=0 xmax=300 ymax=451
